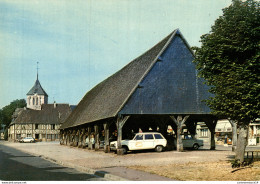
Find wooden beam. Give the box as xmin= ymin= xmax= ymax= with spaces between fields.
xmin=94 ymin=125 xmax=100 ymax=150
xmin=116 ymin=115 xmax=130 ymax=155
xmin=103 ymin=122 xmax=111 ymax=153
xmin=88 ymin=127 xmax=93 ymax=150
xmin=170 ymin=115 xmax=190 ymax=152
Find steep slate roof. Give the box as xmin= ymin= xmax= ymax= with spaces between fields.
xmin=12 ymin=104 xmax=71 ymax=125
xmin=61 ymin=30 xmax=182 ymax=129
xmin=27 ymin=78 xmax=48 ymax=96
xmin=61 ymin=29 xmax=212 ymax=129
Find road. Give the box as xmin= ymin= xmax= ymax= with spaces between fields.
xmin=0 ymin=144 xmax=107 ymax=181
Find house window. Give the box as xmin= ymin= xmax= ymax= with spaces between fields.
xmin=47 ymin=134 xmax=52 ymax=139
xmin=36 ymin=98 xmax=38 ymax=105
xmin=35 ymin=124 xmax=39 ymax=129
xmin=33 ymin=98 xmax=35 ymax=105
xmin=16 ymin=134 xmax=21 ymax=140
xmin=51 ymin=124 xmax=55 ymax=130
xmin=200 ymin=129 xmax=208 ymax=137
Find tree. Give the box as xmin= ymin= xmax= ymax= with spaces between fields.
xmin=0 ymin=99 xmax=26 ymax=140
xmin=193 ymin=0 xmax=260 ymax=163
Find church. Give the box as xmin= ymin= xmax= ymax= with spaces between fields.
xmin=8 ymin=73 xmax=72 ymax=142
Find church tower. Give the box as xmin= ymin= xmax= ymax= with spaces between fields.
xmin=26 ymin=63 xmax=48 ymax=110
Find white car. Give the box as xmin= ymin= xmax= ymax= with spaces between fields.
xmin=110 ymin=132 xmax=167 ymax=154
xmin=20 ymin=137 xmax=35 ymax=143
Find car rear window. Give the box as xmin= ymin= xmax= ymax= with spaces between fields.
xmin=135 ymin=134 xmax=143 ymax=140
xmin=154 ymin=134 xmax=163 ymax=139
xmin=145 ymin=134 xmax=154 ymax=140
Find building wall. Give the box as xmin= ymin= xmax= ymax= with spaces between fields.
xmin=8 ymin=123 xmax=60 ymax=142
xmin=27 ymin=94 xmax=48 ymax=110
xmin=120 ymin=35 xmax=211 ymax=115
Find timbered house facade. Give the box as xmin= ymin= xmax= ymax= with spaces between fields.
xmin=8 ymin=74 xmax=72 ymax=142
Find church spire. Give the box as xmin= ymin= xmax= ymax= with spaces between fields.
xmin=26 ymin=62 xmax=48 ymax=110
xmin=37 ymin=62 xmax=39 ymax=80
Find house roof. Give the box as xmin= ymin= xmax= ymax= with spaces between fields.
xmin=11 ymin=104 xmax=71 ymax=125
xmin=26 ymin=78 xmax=48 ymax=96
xmin=61 ymin=30 xmax=183 ymax=129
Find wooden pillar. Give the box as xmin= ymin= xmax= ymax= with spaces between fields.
xmin=80 ymin=128 xmax=86 ymax=148
xmin=116 ymin=115 xmax=130 ymax=155
xmin=205 ymin=119 xmax=217 ymax=150
xmin=66 ymin=130 xmax=69 ymax=146
xmin=228 ymin=119 xmax=237 ymax=152
xmin=88 ymin=127 xmax=93 ymax=150
xmin=78 ymin=129 xmax=82 ymax=148
xmin=170 ymin=115 xmax=190 ymax=152
xmin=67 ymin=130 xmax=71 ymax=145
xmin=70 ymin=129 xmax=75 ymax=146
xmin=74 ymin=129 xmax=79 ymax=147
xmin=103 ymin=122 xmax=111 ymax=153
xmin=94 ymin=125 xmax=100 ymax=150
xmin=60 ymin=130 xmax=63 ymax=145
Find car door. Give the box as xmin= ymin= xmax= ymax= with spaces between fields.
xmin=143 ymin=134 xmax=155 ymax=149
xmin=132 ymin=134 xmax=144 ymax=150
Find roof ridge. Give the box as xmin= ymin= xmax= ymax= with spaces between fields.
xmin=115 ymin=29 xmax=178 ymax=115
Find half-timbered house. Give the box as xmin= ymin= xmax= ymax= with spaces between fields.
xmin=8 ymin=74 xmax=72 ymax=142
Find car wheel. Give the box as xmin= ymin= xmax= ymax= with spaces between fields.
xmin=122 ymin=147 xmax=128 ymax=154
xmin=193 ymin=144 xmax=199 ymax=150
xmin=30 ymin=140 xmax=32 ymax=143
xmin=155 ymin=145 xmax=163 ymax=152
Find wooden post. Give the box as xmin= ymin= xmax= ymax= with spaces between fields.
xmin=78 ymin=129 xmax=82 ymax=148
xmin=205 ymin=119 xmax=217 ymax=150
xmin=228 ymin=119 xmax=237 ymax=152
xmin=70 ymin=129 xmax=75 ymax=146
xmin=75 ymin=129 xmax=79 ymax=147
xmin=94 ymin=125 xmax=100 ymax=150
xmin=81 ymin=128 xmax=86 ymax=148
xmin=66 ymin=130 xmax=68 ymax=145
xmin=88 ymin=127 xmax=93 ymax=150
xmin=103 ymin=122 xmax=111 ymax=153
xmin=60 ymin=130 xmax=63 ymax=145
xmin=116 ymin=115 xmax=130 ymax=155
xmin=170 ymin=115 xmax=190 ymax=152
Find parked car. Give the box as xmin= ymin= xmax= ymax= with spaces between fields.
xmin=110 ymin=132 xmax=167 ymax=154
xmin=19 ymin=137 xmax=35 ymax=143
xmin=174 ymin=135 xmax=203 ymax=150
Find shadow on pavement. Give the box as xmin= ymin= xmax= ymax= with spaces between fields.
xmin=0 ymin=144 xmax=104 ymax=181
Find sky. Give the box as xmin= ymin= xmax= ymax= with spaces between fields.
xmin=0 ymin=0 xmax=232 ymax=108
